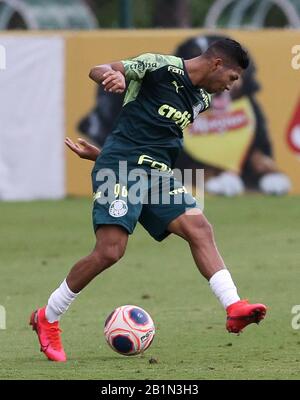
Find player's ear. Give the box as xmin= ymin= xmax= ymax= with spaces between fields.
xmin=208 ymin=57 xmax=223 ymax=72
xmin=213 ymin=58 xmax=223 ymax=70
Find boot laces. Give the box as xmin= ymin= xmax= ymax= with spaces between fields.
xmin=46 ymin=323 xmax=62 ymax=351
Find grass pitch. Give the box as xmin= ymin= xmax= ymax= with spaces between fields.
xmin=0 ymin=196 xmax=300 ymax=380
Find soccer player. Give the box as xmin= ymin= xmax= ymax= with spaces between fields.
xmin=30 ymin=39 xmax=267 ymax=362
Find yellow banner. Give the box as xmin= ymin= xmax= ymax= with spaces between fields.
xmin=65 ymin=30 xmax=300 ymax=195
xmin=184 ymin=96 xmax=256 ymax=173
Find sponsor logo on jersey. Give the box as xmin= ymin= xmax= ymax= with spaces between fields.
xmin=168 ymin=66 xmax=184 ymax=75
xmin=172 ymin=80 xmax=184 ymax=93
xmin=137 ymin=154 xmax=172 ymax=173
xmin=169 ymin=186 xmax=187 ymax=195
xmin=129 ymin=61 xmax=157 ymax=72
xmin=109 ymin=199 xmax=128 ymax=217
xmin=192 ymin=90 xmax=210 ymax=118
xmin=199 ymin=88 xmax=211 ymax=109
xmin=158 ymin=104 xmax=192 ymax=129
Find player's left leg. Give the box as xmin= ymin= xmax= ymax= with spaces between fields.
xmin=167 ymin=211 xmax=267 ymax=333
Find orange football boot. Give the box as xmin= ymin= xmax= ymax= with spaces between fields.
xmin=30 ymin=307 xmax=66 ymax=362
xmin=226 ymin=299 xmax=267 ymax=334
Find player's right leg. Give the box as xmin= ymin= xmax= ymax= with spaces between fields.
xmin=30 ymin=225 xmax=128 ymax=362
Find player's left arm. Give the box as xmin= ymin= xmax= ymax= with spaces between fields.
xmin=89 ymin=62 xmax=126 ymax=94
xmin=65 ymin=137 xmax=101 ymax=161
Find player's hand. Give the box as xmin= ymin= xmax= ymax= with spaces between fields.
xmin=102 ymin=70 xmax=126 ymax=94
xmin=65 ymin=137 xmax=101 ymax=161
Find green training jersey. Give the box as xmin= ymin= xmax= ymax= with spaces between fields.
xmin=99 ymin=53 xmax=211 ymax=169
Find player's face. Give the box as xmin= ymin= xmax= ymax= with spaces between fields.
xmin=205 ymin=61 xmax=243 ymax=94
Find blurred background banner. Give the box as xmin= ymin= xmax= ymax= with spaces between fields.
xmin=1 ymin=0 xmax=300 ymax=200
xmin=0 ymin=36 xmax=65 ymax=200
xmin=65 ymin=30 xmax=300 ymax=195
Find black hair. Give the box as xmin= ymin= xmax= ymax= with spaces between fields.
xmin=204 ymin=38 xmax=249 ymax=70
xmin=175 ymin=35 xmax=258 ymax=94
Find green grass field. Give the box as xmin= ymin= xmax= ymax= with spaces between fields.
xmin=0 ymin=196 xmax=300 ymax=380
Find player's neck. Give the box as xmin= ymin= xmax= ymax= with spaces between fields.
xmin=184 ymin=57 xmax=210 ymax=88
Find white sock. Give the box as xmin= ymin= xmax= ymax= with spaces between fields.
xmin=209 ymin=269 xmax=240 ymax=309
xmin=45 ymin=279 xmax=79 ymax=323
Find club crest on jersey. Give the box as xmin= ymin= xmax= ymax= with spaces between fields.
xmin=109 ymin=200 xmax=128 ymax=218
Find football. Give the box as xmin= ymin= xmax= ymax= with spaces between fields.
xmin=104 ymin=305 xmax=155 ymax=356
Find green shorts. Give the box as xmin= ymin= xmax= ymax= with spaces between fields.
xmin=91 ymin=160 xmax=200 ymax=242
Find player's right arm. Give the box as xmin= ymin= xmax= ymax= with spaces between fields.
xmin=89 ymin=53 xmax=176 ymax=94
xmin=89 ymin=62 xmax=126 ymax=94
